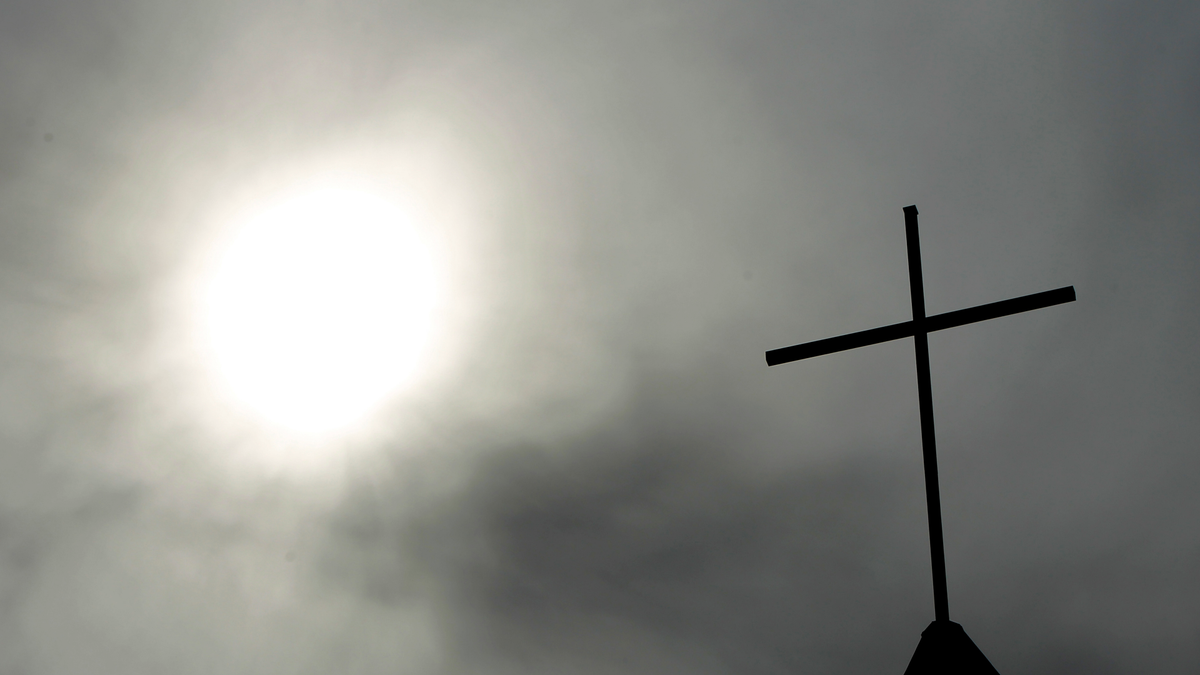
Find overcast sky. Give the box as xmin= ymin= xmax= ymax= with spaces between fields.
xmin=1 ymin=1 xmax=1198 ymax=673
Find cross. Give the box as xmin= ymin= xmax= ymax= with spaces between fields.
xmin=766 ymin=206 xmax=1074 ymax=672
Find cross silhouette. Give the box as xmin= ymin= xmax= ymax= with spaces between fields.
xmin=766 ymin=206 xmax=1074 ymax=673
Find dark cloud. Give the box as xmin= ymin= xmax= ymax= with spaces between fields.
xmin=322 ymin=373 xmax=928 ymax=674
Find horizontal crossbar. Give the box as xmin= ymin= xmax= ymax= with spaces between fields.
xmin=766 ymin=286 xmax=1075 ymax=366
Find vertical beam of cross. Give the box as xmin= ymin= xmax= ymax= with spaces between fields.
xmin=904 ymin=205 xmax=949 ymax=622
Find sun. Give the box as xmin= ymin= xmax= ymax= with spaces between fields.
xmin=202 ymin=187 xmax=440 ymax=435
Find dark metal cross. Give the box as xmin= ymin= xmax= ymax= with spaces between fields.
xmin=766 ymin=206 xmax=1073 ymax=669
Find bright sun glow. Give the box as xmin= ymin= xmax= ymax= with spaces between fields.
xmin=203 ymin=187 xmax=439 ymax=435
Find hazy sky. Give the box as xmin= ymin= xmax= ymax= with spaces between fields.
xmin=1 ymin=1 xmax=1197 ymax=673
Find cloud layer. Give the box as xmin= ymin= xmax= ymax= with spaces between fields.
xmin=0 ymin=0 xmax=1197 ymax=673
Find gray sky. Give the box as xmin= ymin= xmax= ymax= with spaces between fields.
xmin=1 ymin=1 xmax=1197 ymax=673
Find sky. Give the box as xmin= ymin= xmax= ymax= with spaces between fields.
xmin=1 ymin=0 xmax=1198 ymax=673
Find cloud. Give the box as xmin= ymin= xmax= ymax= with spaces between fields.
xmin=1 ymin=0 xmax=1198 ymax=672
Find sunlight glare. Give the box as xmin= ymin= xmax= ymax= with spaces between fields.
xmin=203 ymin=187 xmax=439 ymax=435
